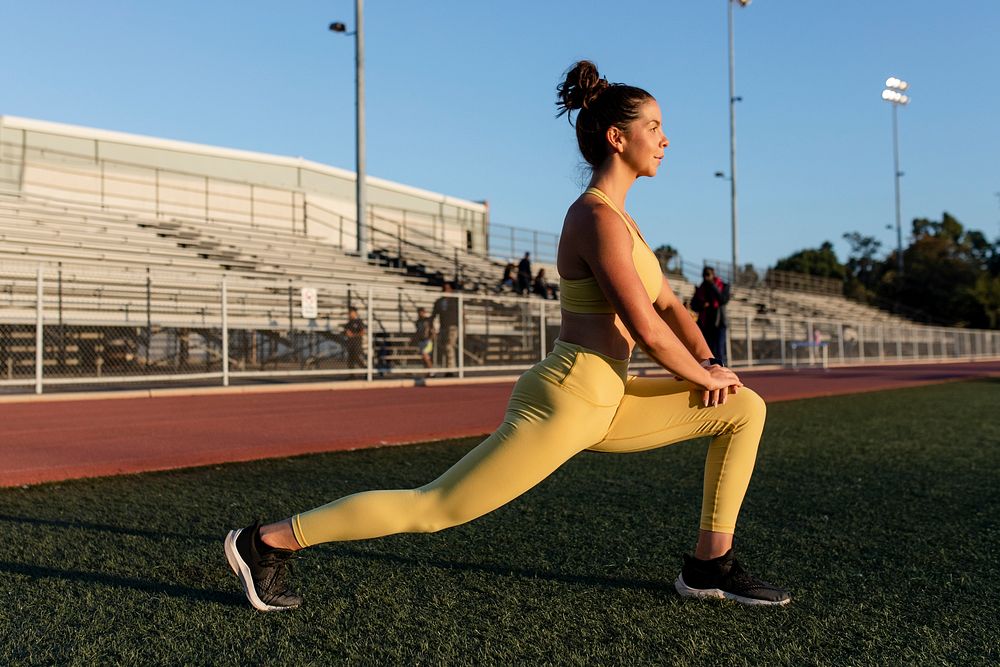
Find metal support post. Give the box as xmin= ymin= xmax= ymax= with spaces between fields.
xmin=807 ymin=320 xmax=815 ymax=365
xmin=355 ymin=0 xmax=368 ymax=259
xmin=366 ymin=286 xmax=374 ymax=382
xmin=458 ymin=292 xmax=465 ymax=379
xmin=35 ymin=266 xmax=43 ymax=395
xmin=222 ymin=276 xmax=229 ymax=386
xmin=839 ymin=323 xmax=845 ymax=363
xmin=146 ymin=268 xmax=152 ymax=369
xmin=539 ymin=301 xmax=547 ymax=361
xmin=779 ymin=318 xmax=786 ymax=366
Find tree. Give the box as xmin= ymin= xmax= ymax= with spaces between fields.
xmin=842 ymin=232 xmax=884 ymax=301
xmin=653 ymin=244 xmax=680 ymax=274
xmin=888 ymin=212 xmax=996 ymax=327
xmin=773 ymin=241 xmax=845 ymax=280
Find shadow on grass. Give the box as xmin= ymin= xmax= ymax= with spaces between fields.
xmin=0 ymin=513 xmax=673 ymax=601
xmin=0 ymin=513 xmax=218 ymax=543
xmin=333 ymin=546 xmax=673 ymax=595
xmin=0 ymin=560 xmax=244 ymax=607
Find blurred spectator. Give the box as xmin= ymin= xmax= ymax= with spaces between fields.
xmin=533 ymin=268 xmax=556 ymax=299
xmin=517 ymin=252 xmax=532 ymax=295
xmin=682 ymin=298 xmax=698 ymax=321
xmin=497 ymin=262 xmax=516 ymax=293
xmin=342 ymin=307 xmax=367 ymax=368
xmin=412 ymin=306 xmax=435 ymax=370
xmin=432 ymin=282 xmax=460 ymax=373
xmin=690 ymin=266 xmax=730 ymax=365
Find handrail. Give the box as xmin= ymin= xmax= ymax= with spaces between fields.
xmin=2 ymin=141 xmax=559 ymax=277
xmin=366 ymin=211 xmax=500 ymax=279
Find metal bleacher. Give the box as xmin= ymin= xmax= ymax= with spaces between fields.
xmin=5 ymin=184 xmax=974 ymax=385
xmin=0 ymin=190 xmax=550 ymax=376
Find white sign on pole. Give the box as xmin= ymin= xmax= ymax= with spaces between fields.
xmin=300 ymin=287 xmax=318 ymax=319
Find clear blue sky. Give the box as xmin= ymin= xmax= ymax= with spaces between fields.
xmin=2 ymin=1 xmax=998 ymax=271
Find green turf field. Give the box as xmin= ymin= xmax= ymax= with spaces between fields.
xmin=1 ymin=380 xmax=998 ymax=665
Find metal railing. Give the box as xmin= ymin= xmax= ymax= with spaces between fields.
xmin=488 ymin=224 xmax=559 ymax=265
xmin=1 ymin=138 xmax=496 ymax=261
xmin=1 ymin=262 xmax=996 ymax=395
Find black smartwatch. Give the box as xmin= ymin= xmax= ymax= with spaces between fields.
xmin=702 ymin=357 xmax=725 ymax=367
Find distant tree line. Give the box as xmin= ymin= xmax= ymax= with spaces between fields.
xmin=773 ymin=213 xmax=999 ymax=329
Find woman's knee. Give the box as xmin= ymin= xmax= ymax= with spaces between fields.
xmin=733 ymin=387 xmax=767 ymax=425
xmin=407 ymin=487 xmax=469 ymax=534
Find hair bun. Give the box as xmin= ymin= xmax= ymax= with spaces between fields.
xmin=556 ymin=60 xmax=609 ymax=118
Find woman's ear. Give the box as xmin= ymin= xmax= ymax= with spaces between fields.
xmin=606 ymin=126 xmax=625 ymax=154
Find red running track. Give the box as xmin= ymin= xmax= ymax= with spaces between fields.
xmin=1 ymin=361 xmax=998 ymax=487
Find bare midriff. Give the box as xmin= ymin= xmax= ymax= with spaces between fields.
xmin=558 ymin=310 xmax=635 ymax=361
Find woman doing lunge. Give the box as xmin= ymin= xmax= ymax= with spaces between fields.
xmin=224 ymin=61 xmax=791 ymax=611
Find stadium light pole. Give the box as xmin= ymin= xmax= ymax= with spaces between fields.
xmin=726 ymin=0 xmax=751 ymax=286
xmin=330 ymin=0 xmax=367 ymax=260
xmin=882 ymin=77 xmax=910 ymax=276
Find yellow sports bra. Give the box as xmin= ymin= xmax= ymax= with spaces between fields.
xmin=559 ymin=187 xmax=663 ymax=314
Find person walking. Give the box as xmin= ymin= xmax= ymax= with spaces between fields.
xmin=341 ymin=307 xmax=367 ymax=369
xmin=224 ymin=60 xmax=790 ymax=611
xmin=412 ymin=306 xmax=435 ymax=370
xmin=431 ymin=282 xmax=459 ymax=373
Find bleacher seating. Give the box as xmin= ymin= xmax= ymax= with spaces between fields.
xmin=1 ymin=188 xmax=942 ymax=379
xmin=0 ymin=191 xmax=550 ymax=373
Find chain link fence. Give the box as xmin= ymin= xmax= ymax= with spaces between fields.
xmin=1 ymin=261 xmax=997 ymax=394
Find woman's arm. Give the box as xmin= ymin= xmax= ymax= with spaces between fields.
xmin=653 ymin=276 xmax=713 ymax=361
xmin=572 ymin=206 xmax=733 ymax=390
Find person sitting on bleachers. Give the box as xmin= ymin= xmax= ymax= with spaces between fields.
xmin=533 ymin=268 xmax=556 ymax=300
xmin=497 ymin=262 xmax=516 ymax=293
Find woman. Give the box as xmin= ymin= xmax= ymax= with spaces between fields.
xmin=224 ymin=61 xmax=790 ymax=611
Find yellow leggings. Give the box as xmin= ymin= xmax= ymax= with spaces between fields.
xmin=292 ymin=340 xmax=766 ymax=547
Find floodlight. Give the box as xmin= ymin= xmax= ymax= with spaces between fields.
xmin=881 ymin=76 xmax=912 ymax=276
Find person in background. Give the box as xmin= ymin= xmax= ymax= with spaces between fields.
xmin=342 ymin=307 xmax=366 ymax=369
xmin=431 ymin=282 xmax=459 ymax=373
xmin=497 ymin=262 xmax=516 ymax=293
xmin=533 ymin=268 xmax=555 ymax=299
xmin=517 ymin=252 xmax=532 ymax=295
xmin=690 ymin=266 xmax=730 ymax=366
xmin=412 ymin=306 xmax=435 ymax=370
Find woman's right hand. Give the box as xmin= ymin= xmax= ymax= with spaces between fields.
xmin=693 ymin=365 xmax=742 ymax=408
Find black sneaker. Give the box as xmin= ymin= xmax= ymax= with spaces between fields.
xmin=674 ymin=549 xmax=791 ymax=606
xmin=224 ymin=521 xmax=303 ymax=612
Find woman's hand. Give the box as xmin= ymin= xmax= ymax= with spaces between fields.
xmin=692 ymin=364 xmax=742 ymax=407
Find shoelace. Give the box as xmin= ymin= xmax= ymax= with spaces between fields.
xmin=725 ymin=559 xmax=769 ymax=592
xmin=258 ymin=552 xmax=300 ymax=597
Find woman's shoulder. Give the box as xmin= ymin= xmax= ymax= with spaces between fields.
xmin=566 ymin=194 xmax=623 ymax=228
xmin=563 ymin=195 xmax=631 ymax=246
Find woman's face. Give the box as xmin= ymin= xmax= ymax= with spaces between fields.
xmin=620 ymin=99 xmax=669 ymax=177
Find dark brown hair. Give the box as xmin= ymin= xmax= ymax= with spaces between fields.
xmin=556 ymin=60 xmax=654 ymax=168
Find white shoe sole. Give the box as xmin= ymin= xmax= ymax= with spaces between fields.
xmin=224 ymin=528 xmax=297 ymax=612
xmin=674 ymin=574 xmax=791 ymax=606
